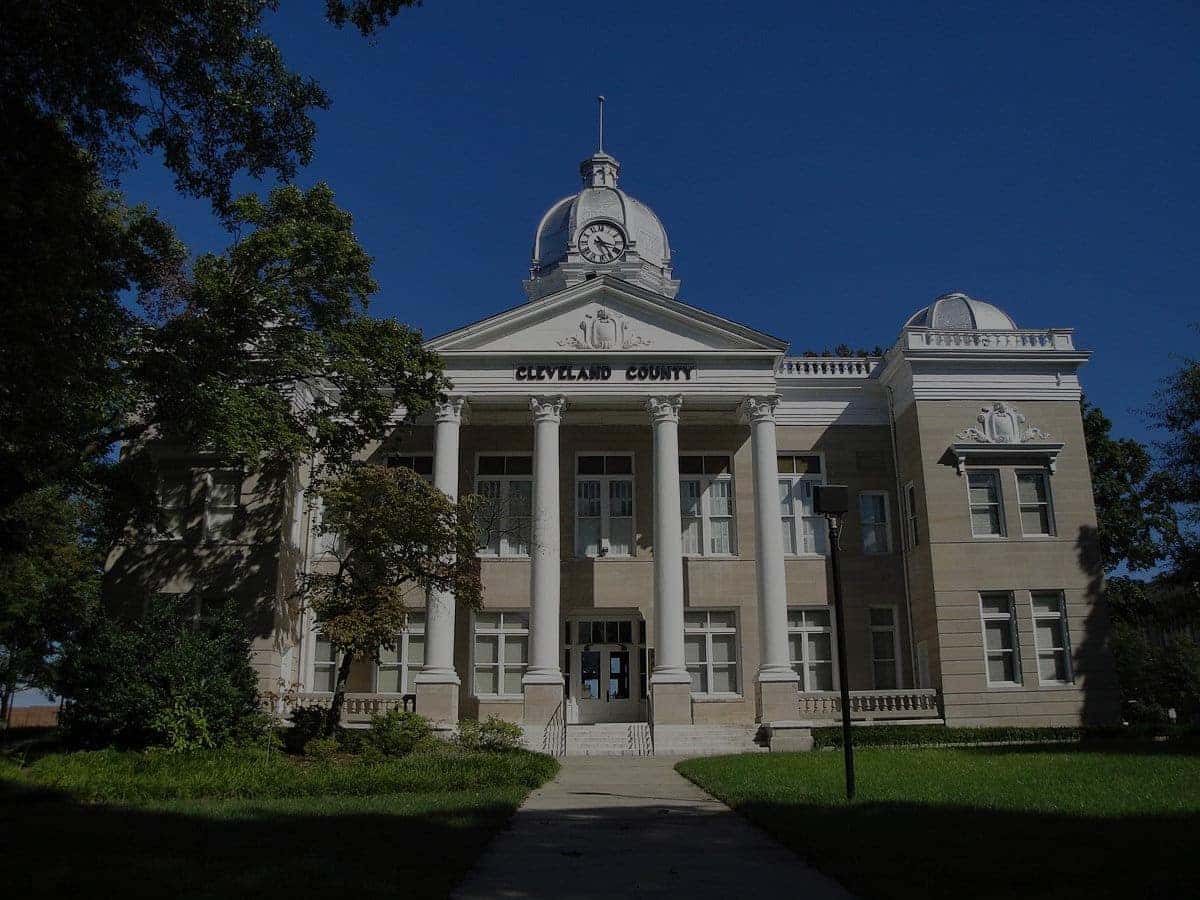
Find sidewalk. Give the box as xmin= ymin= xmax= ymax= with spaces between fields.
xmin=452 ymin=756 xmax=854 ymax=899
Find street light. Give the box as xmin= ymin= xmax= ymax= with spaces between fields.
xmin=813 ymin=483 xmax=855 ymax=801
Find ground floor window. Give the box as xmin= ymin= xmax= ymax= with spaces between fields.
xmin=788 ymin=607 xmax=835 ymax=690
xmin=313 ymin=633 xmax=338 ymax=692
xmin=1031 ymin=591 xmax=1072 ymax=684
xmin=473 ymin=611 xmax=529 ymax=697
xmin=980 ymin=591 xmax=1021 ymax=685
xmin=868 ymin=607 xmax=900 ymax=689
xmin=684 ymin=610 xmax=739 ymax=695
xmin=375 ymin=612 xmax=425 ymax=693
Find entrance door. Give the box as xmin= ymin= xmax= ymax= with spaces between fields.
xmin=570 ymin=617 xmax=644 ymax=723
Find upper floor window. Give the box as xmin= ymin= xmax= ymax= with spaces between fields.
xmin=680 ymin=454 xmax=736 ymax=556
xmin=903 ymin=481 xmax=920 ymax=548
xmin=858 ymin=491 xmax=892 ymax=555
xmin=788 ymin=607 xmax=835 ymax=690
xmin=868 ymin=607 xmax=900 ymax=689
xmin=473 ymin=611 xmax=529 ymax=697
xmin=476 ymin=455 xmax=533 ymax=557
xmin=387 ymin=454 xmax=434 ymax=480
xmin=376 ymin=612 xmax=425 ymax=694
xmin=778 ymin=454 xmax=827 ymax=555
xmin=204 ymin=470 xmax=241 ymax=542
xmin=980 ymin=591 xmax=1021 ymax=686
xmin=684 ymin=610 xmax=739 ymax=695
xmin=1016 ymin=470 xmax=1055 ymax=536
xmin=1031 ymin=591 xmax=1072 ymax=684
xmin=967 ymin=471 xmax=1005 ymax=537
xmin=576 ymin=454 xmax=634 ymax=557
xmin=158 ymin=471 xmax=189 ymax=540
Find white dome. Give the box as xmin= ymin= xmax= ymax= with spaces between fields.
xmin=524 ymin=152 xmax=679 ymax=301
xmin=904 ymin=292 xmax=1018 ymax=330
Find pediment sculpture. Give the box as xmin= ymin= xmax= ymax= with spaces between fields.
xmin=558 ymin=307 xmax=652 ymax=350
xmin=955 ymin=401 xmax=1053 ymax=444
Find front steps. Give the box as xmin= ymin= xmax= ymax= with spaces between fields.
xmin=527 ymin=722 xmax=767 ymax=757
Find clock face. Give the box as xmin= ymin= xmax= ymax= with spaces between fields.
xmin=578 ymin=222 xmax=627 ymax=264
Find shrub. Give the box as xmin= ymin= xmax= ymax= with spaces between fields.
xmin=365 ymin=710 xmax=431 ymax=756
xmin=57 ymin=596 xmax=259 ymax=750
xmin=285 ymin=704 xmax=330 ymax=753
xmin=302 ymin=736 xmax=340 ymax=761
xmin=455 ymin=716 xmax=524 ymax=752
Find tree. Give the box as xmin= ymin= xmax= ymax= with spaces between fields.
xmin=305 ymin=465 xmax=483 ymax=731
xmin=1150 ymin=336 xmax=1200 ymax=582
xmin=0 ymin=488 xmax=100 ymax=725
xmin=1081 ymin=398 xmax=1177 ymax=574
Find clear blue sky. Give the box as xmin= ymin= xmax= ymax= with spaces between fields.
xmin=121 ymin=0 xmax=1198 ymax=447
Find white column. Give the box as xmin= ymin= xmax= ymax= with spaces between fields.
xmin=416 ymin=396 xmax=467 ymax=686
xmin=742 ymin=395 xmax=799 ymax=684
xmin=647 ymin=395 xmax=690 ymax=685
xmin=524 ymin=395 xmax=566 ymax=685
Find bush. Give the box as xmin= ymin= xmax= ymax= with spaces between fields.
xmin=57 ymin=596 xmax=259 ymax=751
xmin=285 ymin=704 xmax=330 ymax=753
xmin=365 ymin=710 xmax=431 ymax=756
xmin=302 ymin=736 xmax=340 ymax=761
xmin=455 ymin=716 xmax=524 ymax=752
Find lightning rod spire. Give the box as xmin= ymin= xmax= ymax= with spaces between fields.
xmin=597 ymin=95 xmax=605 ymax=154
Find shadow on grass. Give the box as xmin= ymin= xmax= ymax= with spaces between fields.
xmin=1 ymin=775 xmax=518 ymax=900
xmin=735 ymin=799 xmax=1197 ymax=900
xmin=961 ymin=740 xmax=1200 ymax=758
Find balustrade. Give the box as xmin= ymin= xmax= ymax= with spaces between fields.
xmin=797 ymin=688 xmax=941 ymax=720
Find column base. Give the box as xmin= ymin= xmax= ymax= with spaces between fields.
xmin=766 ymin=721 xmax=815 ymax=752
xmin=522 ymin=681 xmax=564 ymax=727
xmin=414 ymin=680 xmax=459 ymax=727
xmin=650 ymin=680 xmax=693 ymax=725
xmin=756 ymin=678 xmax=800 ymax=724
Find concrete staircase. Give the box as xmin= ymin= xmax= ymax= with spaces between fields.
xmin=565 ymin=723 xmax=653 ymax=757
xmin=557 ymin=723 xmax=766 ymax=757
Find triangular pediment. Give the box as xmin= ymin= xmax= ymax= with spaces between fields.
xmin=426 ymin=276 xmax=788 ymax=355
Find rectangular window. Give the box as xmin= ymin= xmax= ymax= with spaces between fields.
xmin=575 ymin=454 xmax=634 ymax=557
xmin=158 ymin=471 xmax=190 ymax=540
xmin=679 ymin=454 xmax=736 ymax=555
xmin=683 ymin=610 xmax=739 ymax=695
xmin=475 ymin=455 xmax=533 ymax=557
xmin=1031 ymin=591 xmax=1072 ymax=684
xmin=204 ymin=470 xmax=241 ymax=542
xmin=868 ymin=607 xmax=900 ymax=689
xmin=473 ymin=611 xmax=529 ymax=697
xmin=904 ymin=481 xmax=920 ymax=548
xmin=1016 ymin=470 xmax=1055 ymax=536
xmin=386 ymin=454 xmax=434 ymax=480
xmin=375 ymin=612 xmax=426 ymax=694
xmin=858 ymin=492 xmax=892 ymax=555
xmin=980 ymin=592 xmax=1021 ymax=685
xmin=967 ymin=471 xmax=1005 ymax=537
xmin=787 ymin=607 xmax=835 ymax=691
xmin=313 ymin=633 xmax=338 ymax=693
xmin=778 ymin=454 xmax=827 ymax=555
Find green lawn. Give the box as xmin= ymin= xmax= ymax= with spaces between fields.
xmin=2 ymin=742 xmax=558 ymax=899
xmin=678 ymin=745 xmax=1200 ymax=900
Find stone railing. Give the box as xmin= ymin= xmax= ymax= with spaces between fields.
xmin=798 ymin=689 xmax=941 ymax=721
xmin=903 ymin=328 xmax=1075 ymax=351
xmin=776 ymin=358 xmax=881 ymax=378
xmin=264 ymin=692 xmax=417 ymax=723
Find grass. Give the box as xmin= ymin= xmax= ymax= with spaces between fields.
xmin=2 ymin=739 xmax=558 ymax=899
xmin=678 ymin=745 xmax=1200 ymax=900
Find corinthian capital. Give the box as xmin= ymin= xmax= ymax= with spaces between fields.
xmin=434 ymin=396 xmax=469 ymax=424
xmin=740 ymin=395 xmax=781 ymax=424
xmin=646 ymin=394 xmax=683 ymax=425
xmin=529 ymin=395 xmax=567 ymax=424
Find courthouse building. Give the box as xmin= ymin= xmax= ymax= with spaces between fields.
xmin=106 ymin=146 xmax=1120 ymax=753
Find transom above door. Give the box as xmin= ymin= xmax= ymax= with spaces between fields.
xmin=564 ymin=615 xmax=647 ymax=724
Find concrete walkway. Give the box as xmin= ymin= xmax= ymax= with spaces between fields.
xmin=453 ymin=757 xmax=854 ymax=899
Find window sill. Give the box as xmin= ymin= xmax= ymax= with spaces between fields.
xmin=683 ymin=554 xmax=740 ymax=560
xmin=784 ymin=553 xmax=827 ymax=560
xmin=474 ymin=695 xmax=523 ymax=703
xmin=476 ymin=555 xmax=531 ymax=561
xmin=984 ymin=682 xmax=1026 ymax=690
xmin=691 ymin=693 xmax=744 ymax=702
xmin=1018 ymin=533 xmax=1058 ymax=540
xmin=1036 ymin=681 xmax=1077 ymax=690
xmin=970 ymin=534 xmax=1008 ymax=541
xmin=576 ymin=554 xmax=637 ymax=561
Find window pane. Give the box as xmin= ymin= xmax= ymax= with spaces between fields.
xmin=968 ymin=473 xmax=998 ymax=503
xmin=778 ymin=480 xmax=794 ymax=515
xmin=859 ymin=494 xmax=884 ymax=524
xmin=709 ymin=479 xmax=733 ymax=516
xmin=683 ymin=611 xmax=706 ymax=629
xmin=704 ymin=456 xmax=731 ymax=475
xmin=711 ymin=634 xmax=737 ymax=663
xmin=980 ymin=594 xmax=1010 ymax=616
xmin=161 ymin=478 xmax=188 ymax=507
xmin=313 ymin=666 xmax=336 ymax=692
xmin=987 ymin=653 xmax=1016 ymax=683
xmin=780 ymin=518 xmax=797 ymax=555
xmin=503 ymin=668 xmax=525 ymax=695
xmin=804 ymin=609 xmax=831 ymax=629
xmin=578 ymin=517 xmax=601 ymax=557
xmin=797 ymin=455 xmax=821 ymax=474
xmin=475 ymin=611 xmax=499 ymax=629
xmin=788 ymin=633 xmax=805 ymax=664
xmin=509 ymin=480 xmax=532 ymax=515
xmin=777 ymin=455 xmax=795 ymax=474
xmin=577 ymin=480 xmax=601 ymax=517
xmin=609 ymin=479 xmax=633 ymax=516
xmin=984 ymin=621 xmax=1012 ymax=651
xmin=712 ymin=665 xmax=738 ymax=693
xmin=502 ymin=612 xmax=528 ymax=630
xmin=807 ymin=632 xmax=832 ymax=663
xmin=862 ymin=523 xmax=886 ymax=554
xmin=869 ymin=608 xmax=895 ymax=627
xmin=710 ymin=518 xmax=732 ymax=555
xmin=379 ymin=645 xmax=399 ymax=666
xmin=1036 ymin=622 xmax=1063 ymax=651
xmin=684 ymin=634 xmax=706 ymax=664
xmin=971 ymin=508 xmax=1001 ymax=535
xmin=787 ymin=609 xmax=805 ymax=629
xmin=475 ymin=635 xmax=498 ymax=664
xmin=1017 ymin=473 xmax=1047 ymax=504
xmin=408 ymin=634 xmax=425 ymax=667
xmin=578 ymin=455 xmax=604 ymax=475
xmin=708 ymin=610 xmax=736 ymax=628
xmin=1039 ymin=652 xmax=1068 ymax=682
xmin=811 ymin=662 xmax=834 ymax=691
xmin=1032 ymin=593 xmax=1062 ymax=615
xmin=474 ymin=667 xmax=498 ymax=694
xmin=1022 ymin=507 xmax=1051 ymax=535
xmin=688 ymin=666 xmax=707 ymax=693
xmin=619 ymin=621 xmax=633 ymax=643
xmin=207 ymin=509 xmax=237 ymax=540
xmin=377 ymin=666 xmax=401 ymax=692
xmin=506 ymin=456 xmax=533 ymax=475
xmin=606 ymin=455 xmax=633 ymax=475
xmin=871 ymin=631 xmax=895 ymax=660
xmin=413 ymin=456 xmax=434 ymax=476
xmin=679 ymin=456 xmax=704 ymax=474
xmin=605 ymin=621 xmax=619 ymax=643
xmin=873 ymin=662 xmax=898 ymax=690
xmin=681 ymin=516 xmax=701 ymax=555
xmin=680 ymin=480 xmax=702 ymax=516
xmin=478 ymin=456 xmax=505 ymax=475
xmin=609 ymin=517 xmax=633 ymax=557
xmin=504 ymin=635 xmax=529 ymax=666
xmin=316 ymin=635 xmax=335 ymax=663
xmin=208 ymin=476 xmax=239 ymax=506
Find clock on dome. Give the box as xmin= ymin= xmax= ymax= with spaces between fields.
xmin=578 ymin=221 xmax=627 ymax=264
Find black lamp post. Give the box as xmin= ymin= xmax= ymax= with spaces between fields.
xmin=813 ymin=483 xmax=855 ymax=801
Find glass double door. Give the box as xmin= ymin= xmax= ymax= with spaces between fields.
xmin=568 ymin=617 xmax=645 ymax=723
